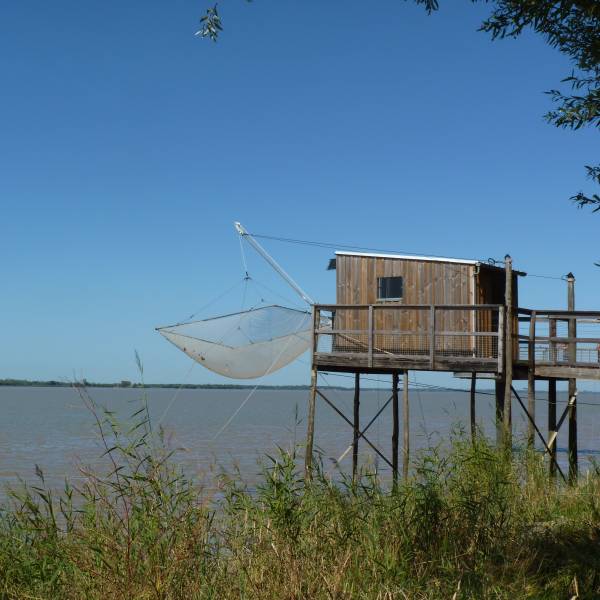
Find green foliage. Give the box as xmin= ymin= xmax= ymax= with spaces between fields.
xmin=473 ymin=1 xmax=599 ymax=209
xmin=196 ymin=4 xmax=223 ymax=42
xmin=2 ymin=391 xmax=600 ymax=598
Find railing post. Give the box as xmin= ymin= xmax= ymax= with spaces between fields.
xmin=313 ymin=306 xmax=320 ymax=356
xmin=498 ymin=306 xmax=505 ymax=374
xmin=429 ymin=305 xmax=436 ymax=370
xmin=368 ymin=305 xmax=374 ymax=368
xmin=549 ymin=318 xmax=557 ymax=364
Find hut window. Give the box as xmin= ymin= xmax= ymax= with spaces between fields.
xmin=377 ymin=276 xmax=403 ymax=301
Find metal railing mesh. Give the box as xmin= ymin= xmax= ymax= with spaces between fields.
xmin=315 ymin=306 xmax=500 ymax=363
xmin=517 ymin=313 xmax=600 ymax=366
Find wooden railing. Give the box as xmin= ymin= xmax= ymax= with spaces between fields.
xmin=517 ymin=309 xmax=600 ymax=369
xmin=313 ymin=304 xmax=504 ymax=372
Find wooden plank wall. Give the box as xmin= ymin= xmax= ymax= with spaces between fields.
xmin=335 ymin=255 xmax=476 ymax=352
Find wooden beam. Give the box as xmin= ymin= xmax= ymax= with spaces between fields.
xmin=503 ymin=255 xmax=513 ymax=448
xmin=403 ymin=371 xmax=409 ymax=479
xmin=392 ymin=372 xmax=399 ymax=488
xmin=313 ymin=303 xmax=503 ymax=310
xmin=352 ymin=373 xmax=360 ymax=482
xmin=532 ymin=365 xmax=600 ymax=380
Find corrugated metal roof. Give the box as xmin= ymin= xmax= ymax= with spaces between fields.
xmin=334 ymin=250 xmax=481 ymax=266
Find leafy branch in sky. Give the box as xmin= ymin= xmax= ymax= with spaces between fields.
xmin=195 ymin=4 xmax=222 ymax=41
xmin=196 ymin=1 xmax=599 ymax=209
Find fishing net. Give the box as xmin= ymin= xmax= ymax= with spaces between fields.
xmin=157 ymin=305 xmax=312 ymax=379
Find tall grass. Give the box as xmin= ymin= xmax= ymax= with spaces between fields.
xmin=1 ymin=388 xmax=600 ymax=599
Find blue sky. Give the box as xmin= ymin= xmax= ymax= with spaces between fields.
xmin=1 ymin=0 xmax=598 ymax=386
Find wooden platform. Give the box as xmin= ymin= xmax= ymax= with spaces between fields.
xmin=312 ymin=304 xmax=600 ymax=381
xmin=314 ymin=352 xmax=501 ymax=375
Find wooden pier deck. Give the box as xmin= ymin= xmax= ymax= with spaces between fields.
xmin=312 ymin=304 xmax=600 ymax=380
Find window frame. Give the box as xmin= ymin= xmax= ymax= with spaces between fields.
xmin=376 ymin=276 xmax=404 ymax=302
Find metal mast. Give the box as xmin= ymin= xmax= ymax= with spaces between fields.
xmin=234 ymin=221 xmax=315 ymax=306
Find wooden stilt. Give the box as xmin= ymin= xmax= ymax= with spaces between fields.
xmin=527 ymin=311 xmax=537 ymax=449
xmin=568 ymin=381 xmax=577 ymax=483
xmin=503 ymin=255 xmax=513 ymax=449
xmin=495 ymin=378 xmax=504 ymax=448
xmin=548 ymin=378 xmax=557 ymax=478
xmin=392 ymin=372 xmax=399 ymax=488
xmin=403 ymin=371 xmax=409 ymax=479
xmin=352 ymin=372 xmax=360 ymax=482
xmin=304 ymin=367 xmax=318 ymax=480
xmin=470 ymin=373 xmax=476 ymax=443
xmin=305 ymin=306 xmax=320 ymax=481
xmin=567 ymin=273 xmax=577 ymax=483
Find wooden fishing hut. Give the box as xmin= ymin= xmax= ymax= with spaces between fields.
xmin=304 ymin=251 xmax=600 ymax=484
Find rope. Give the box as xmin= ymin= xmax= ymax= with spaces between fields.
xmin=411 ymin=372 xmax=429 ymax=437
xmin=179 ymin=279 xmax=245 ymax=324
xmin=156 ymin=360 xmax=197 ymax=426
xmin=210 ymin=316 xmax=310 ymax=442
xmin=248 ymin=231 xmax=571 ymax=283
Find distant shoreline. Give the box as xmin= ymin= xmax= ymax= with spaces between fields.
xmin=4 ymin=378 xmax=582 ymax=394
xmin=0 ymin=378 xmax=345 ymax=391
xmin=0 ymin=378 xmax=318 ymax=390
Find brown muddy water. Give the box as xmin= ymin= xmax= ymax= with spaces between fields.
xmin=1 ymin=386 xmax=600 ymax=495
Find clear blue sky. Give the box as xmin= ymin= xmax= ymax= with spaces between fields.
xmin=1 ymin=1 xmax=598 ymax=386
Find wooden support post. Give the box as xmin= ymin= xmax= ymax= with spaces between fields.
xmin=470 ymin=373 xmax=476 ymax=443
xmin=403 ymin=371 xmax=409 ymax=479
xmin=304 ymin=306 xmax=320 ymax=480
xmin=567 ymin=273 xmax=577 ymax=483
xmin=392 ymin=372 xmax=399 ymax=488
xmin=503 ymin=255 xmax=513 ymax=449
xmin=495 ymin=378 xmax=504 ymax=448
xmin=548 ymin=378 xmax=557 ymax=478
xmin=352 ymin=372 xmax=360 ymax=482
xmin=304 ymin=367 xmax=318 ymax=480
xmin=527 ymin=312 xmax=536 ymax=449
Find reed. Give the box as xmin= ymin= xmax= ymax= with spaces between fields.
xmin=1 ymin=389 xmax=600 ymax=599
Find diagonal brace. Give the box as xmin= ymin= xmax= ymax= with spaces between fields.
xmin=336 ymin=394 xmax=394 ymax=463
xmin=316 ymin=389 xmax=394 ymax=469
xmin=511 ymin=385 xmax=567 ymax=483
xmin=546 ymin=393 xmax=577 ymax=451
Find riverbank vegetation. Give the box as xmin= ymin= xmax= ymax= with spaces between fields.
xmin=1 ymin=391 xmax=600 ymax=599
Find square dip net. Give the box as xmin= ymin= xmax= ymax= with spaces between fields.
xmin=157 ymin=305 xmax=312 ymax=379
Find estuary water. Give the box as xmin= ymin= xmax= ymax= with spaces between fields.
xmin=1 ymin=385 xmax=600 ymax=495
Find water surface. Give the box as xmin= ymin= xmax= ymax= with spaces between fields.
xmin=1 ymin=386 xmax=599 ymax=494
